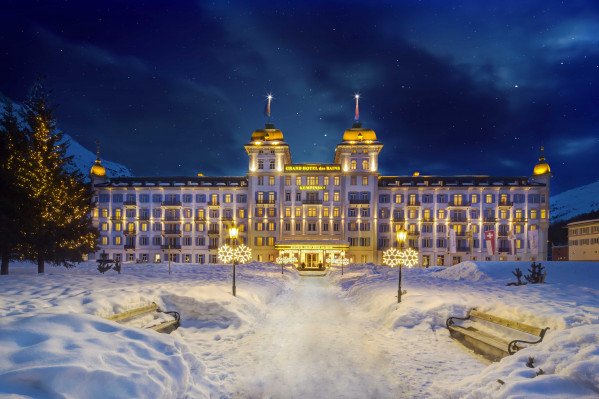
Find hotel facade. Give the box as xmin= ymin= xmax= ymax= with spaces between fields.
xmin=89 ymin=118 xmax=552 ymax=267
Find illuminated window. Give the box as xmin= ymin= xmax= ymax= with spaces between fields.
xmin=114 ymin=222 xmax=122 ymax=232
xmin=515 ymin=225 xmax=522 ymax=234
xmin=409 ymin=194 xmax=418 ymax=205
xmin=530 ymin=209 xmax=537 ymax=219
xmin=269 ymin=176 xmax=275 ymax=186
xmin=333 ymin=191 xmax=340 ymax=202
xmin=100 ymin=222 xmax=108 ymax=231
xmin=285 ymin=176 xmax=291 ymax=186
xmin=295 ymin=208 xmax=301 ymax=217
xmin=114 ymin=236 xmax=122 ymax=245
xmin=333 ymin=207 xmax=340 ymax=217
xmin=485 ymin=194 xmax=493 ymax=204
xmin=323 ymin=208 xmax=330 ymax=217
xmin=394 ymin=194 xmax=402 ymax=204
xmin=285 ymin=208 xmax=291 ymax=217
xmin=350 ymin=160 xmax=357 ymax=170
xmin=454 ymin=194 xmax=463 ymax=205
xmin=140 ymin=222 xmax=148 ymax=232
xmin=224 ymin=194 xmax=232 ymax=203
xmin=515 ymin=210 xmax=523 ymax=220
xmin=423 ymin=209 xmax=431 ymax=220
xmin=362 ymin=176 xmax=368 ymax=186
xmin=100 ymin=236 xmax=108 ymax=245
xmin=296 ymin=176 xmax=302 ymax=186
xmin=334 ymin=176 xmax=340 ymax=186
xmin=323 ymin=191 xmax=329 ymax=202
xmin=438 ymin=209 xmax=446 ymax=219
xmin=499 ymin=210 xmax=507 ymax=219
xmin=307 ymin=176 xmax=318 ymax=185
xmin=516 ymin=240 xmax=522 ymax=249
xmin=308 ymin=207 xmax=317 ymax=217
xmin=257 ymin=192 xmax=264 ymax=203
xmin=256 ymin=222 xmax=263 ymax=231
xmin=267 ymin=207 xmax=276 ymax=217
xmin=409 ymin=209 xmax=417 ymax=219
xmin=362 ymin=160 xmax=369 ymax=170
xmin=268 ymin=192 xmax=275 ymax=203
xmin=268 ymin=222 xmax=275 ymax=231
xmin=114 ymin=208 xmax=122 ymax=219
xmin=127 ymin=223 xmax=135 ymax=232
xmin=500 ymin=194 xmax=509 ymax=204
xmin=471 ymin=194 xmax=478 ymax=204
xmin=256 ymin=207 xmax=265 ymax=217
xmin=324 ymin=176 xmax=329 ymax=185
xmin=541 ymin=209 xmax=547 ymax=219
xmin=184 ymin=223 xmax=191 ymax=232
xmin=471 ymin=225 xmax=478 ymax=233
xmin=100 ymin=208 xmax=108 ymax=218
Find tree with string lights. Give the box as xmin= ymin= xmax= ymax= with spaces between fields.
xmin=8 ymin=81 xmax=98 ymax=273
xmin=0 ymin=102 xmax=29 ymax=275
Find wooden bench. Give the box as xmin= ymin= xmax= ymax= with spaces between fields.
xmin=106 ymin=302 xmax=180 ymax=334
xmin=446 ymin=309 xmax=549 ymax=362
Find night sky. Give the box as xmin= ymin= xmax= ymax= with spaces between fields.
xmin=2 ymin=0 xmax=599 ymax=194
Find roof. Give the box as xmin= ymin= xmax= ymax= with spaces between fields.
xmin=95 ymin=176 xmax=247 ymax=188
xmin=567 ymin=218 xmax=599 ymax=227
xmin=378 ymin=175 xmax=545 ymax=188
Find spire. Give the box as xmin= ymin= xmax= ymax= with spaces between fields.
xmin=95 ymin=140 xmax=101 ymax=160
xmin=265 ymin=93 xmax=273 ymax=121
xmin=354 ymin=93 xmax=360 ymax=122
xmin=539 ymin=145 xmax=546 ymax=162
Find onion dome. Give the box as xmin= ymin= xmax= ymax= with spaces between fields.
xmin=533 ymin=146 xmax=551 ymax=175
xmin=90 ymin=158 xmax=106 ymax=177
xmin=250 ymin=123 xmax=285 ymax=143
xmin=342 ymin=122 xmax=377 ymax=142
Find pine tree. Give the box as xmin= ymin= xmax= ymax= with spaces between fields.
xmin=12 ymin=81 xmax=98 ymax=273
xmin=0 ymin=102 xmax=29 ymax=275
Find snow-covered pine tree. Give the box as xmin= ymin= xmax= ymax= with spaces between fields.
xmin=11 ymin=81 xmax=98 ymax=273
xmin=0 ymin=102 xmax=29 ymax=275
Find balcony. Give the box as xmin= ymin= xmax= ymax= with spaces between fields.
xmin=498 ymin=201 xmax=514 ymax=207
xmin=208 ymin=229 xmax=220 ymax=236
xmin=450 ymin=216 xmax=468 ymax=223
xmin=349 ymin=198 xmax=370 ymax=205
xmin=162 ymin=229 xmax=182 ymax=236
xmin=512 ymin=217 xmax=527 ymax=223
xmin=208 ymin=244 xmax=219 ymax=250
xmin=221 ymin=215 xmax=234 ymax=221
xmin=498 ymin=231 xmax=509 ymax=237
xmin=456 ymin=246 xmax=470 ymax=252
xmin=110 ymin=216 xmax=123 ymax=221
xmin=256 ymin=200 xmax=276 ymax=205
xmin=407 ymin=230 xmax=420 ymax=236
xmin=124 ymin=244 xmax=136 ymax=250
xmin=138 ymin=215 xmax=150 ymax=221
xmin=124 ymin=230 xmax=136 ymax=236
xmin=163 ymin=216 xmax=180 ymax=222
xmin=161 ymin=244 xmax=182 ymax=250
xmin=207 ymin=201 xmax=220 ymax=207
xmin=161 ymin=200 xmax=182 ymax=207
xmin=392 ymin=216 xmax=405 ymax=222
xmin=303 ymin=198 xmax=323 ymax=205
xmin=406 ymin=201 xmax=421 ymax=207
xmin=498 ymin=247 xmax=511 ymax=253
xmin=483 ymin=217 xmax=497 ymax=223
xmin=194 ymin=216 xmax=206 ymax=222
xmin=123 ymin=201 xmax=137 ymax=207
xmin=422 ymin=217 xmax=435 ymax=223
xmin=448 ymin=201 xmax=471 ymax=207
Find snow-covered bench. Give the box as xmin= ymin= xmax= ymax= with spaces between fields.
xmin=106 ymin=302 xmax=181 ymax=334
xmin=446 ymin=309 xmax=549 ymax=362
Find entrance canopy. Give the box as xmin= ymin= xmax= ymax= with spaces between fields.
xmin=275 ymin=239 xmax=349 ymax=268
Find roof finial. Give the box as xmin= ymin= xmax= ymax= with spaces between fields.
xmin=95 ymin=140 xmax=101 ymax=160
xmin=265 ymin=93 xmax=273 ymax=121
xmin=539 ymin=145 xmax=545 ymax=162
xmin=354 ymin=93 xmax=360 ymax=122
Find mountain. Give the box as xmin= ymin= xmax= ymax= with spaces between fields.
xmin=0 ymin=94 xmax=132 ymax=178
xmin=550 ymin=180 xmax=599 ymax=222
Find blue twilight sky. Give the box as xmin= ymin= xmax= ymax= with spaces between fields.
xmin=1 ymin=0 xmax=599 ymax=194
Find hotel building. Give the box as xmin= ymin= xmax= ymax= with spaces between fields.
xmin=568 ymin=219 xmax=599 ymax=261
xmin=89 ymin=116 xmax=551 ymax=267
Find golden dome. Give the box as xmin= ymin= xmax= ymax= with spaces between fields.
xmin=342 ymin=123 xmax=377 ymax=142
xmin=533 ymin=147 xmax=551 ymax=176
xmin=90 ymin=158 xmax=106 ymax=177
xmin=413 ymin=171 xmax=420 ymax=177
xmin=251 ymin=123 xmax=284 ymax=142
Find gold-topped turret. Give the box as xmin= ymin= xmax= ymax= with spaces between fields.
xmin=533 ymin=146 xmax=551 ymax=176
xmin=342 ymin=122 xmax=378 ymax=142
xmin=250 ymin=123 xmax=285 ymax=143
xmin=90 ymin=140 xmax=106 ymax=177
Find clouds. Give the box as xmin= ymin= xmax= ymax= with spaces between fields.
xmin=0 ymin=0 xmax=598 ymax=192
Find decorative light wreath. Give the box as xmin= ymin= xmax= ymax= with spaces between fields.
xmin=399 ymin=248 xmax=419 ymax=268
xmin=382 ymin=247 xmax=402 ymax=267
xmin=218 ymin=244 xmax=234 ymax=264
xmin=234 ymin=244 xmax=252 ymax=264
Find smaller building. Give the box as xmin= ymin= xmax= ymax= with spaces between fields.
xmin=568 ymin=219 xmax=599 ymax=261
xmin=551 ymin=245 xmax=569 ymax=261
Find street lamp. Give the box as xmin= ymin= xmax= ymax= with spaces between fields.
xmin=229 ymin=226 xmax=239 ymax=296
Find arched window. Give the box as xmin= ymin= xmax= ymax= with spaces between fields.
xmin=350 ymin=160 xmax=357 ymax=170
xmin=362 ymin=160 xmax=369 ymax=170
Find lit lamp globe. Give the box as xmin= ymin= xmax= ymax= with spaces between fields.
xmin=229 ymin=227 xmax=239 ymax=240
xmin=396 ymin=228 xmax=407 ymax=245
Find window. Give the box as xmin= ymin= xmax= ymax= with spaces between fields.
xmin=269 ymin=176 xmax=275 ymax=186
xmin=350 ymin=160 xmax=357 ymax=170
xmin=295 ymin=208 xmax=301 ymax=217
xmin=112 ymin=194 xmax=123 ymax=203
xmin=333 ymin=207 xmax=340 ymax=217
xmin=196 ymin=194 xmax=206 ymax=203
xmin=333 ymin=222 xmax=340 ymax=232
xmin=100 ymin=236 xmax=108 ymax=245
xmin=258 ymin=176 xmax=264 ymax=185
xmin=485 ymin=194 xmax=494 ymax=204
xmin=152 ymin=194 xmax=162 ymax=203
xmin=307 ymin=207 xmax=317 ymax=217
xmin=139 ymin=194 xmax=149 ymax=203
xmin=323 ymin=222 xmax=329 ymax=231
xmin=308 ymin=222 xmax=317 ymax=231
xmin=285 ymin=207 xmax=291 ymax=217
xmin=295 ymin=192 xmax=301 ymax=201
xmin=224 ymin=194 xmax=232 ymax=203
xmin=295 ymin=222 xmax=301 ymax=231
xmin=323 ymin=208 xmax=330 ymax=217
xmin=348 ymin=208 xmax=357 ymax=217
xmin=438 ymin=209 xmax=446 ymax=219
xmin=114 ymin=236 xmax=122 ymax=245
xmin=333 ymin=191 xmax=340 ymax=202
xmin=324 ymin=176 xmax=329 ymax=185
xmin=258 ymin=159 xmax=264 ymax=170
xmin=394 ymin=194 xmax=403 ymax=204
xmin=182 ymin=194 xmax=192 ymax=203
xmin=285 ymin=222 xmax=291 ymax=231
xmin=541 ymin=209 xmax=547 ymax=219
xmin=360 ymin=208 xmax=370 ymax=217
xmin=296 ymin=176 xmax=302 ymax=186
xmin=285 ymin=176 xmax=291 ymax=186
xmin=471 ymin=194 xmax=479 ymax=204
xmin=307 ymin=176 xmax=318 ymax=185
xmin=530 ymin=209 xmax=538 ymax=219
xmin=323 ymin=191 xmax=329 ymax=202
xmin=350 ymin=176 xmax=357 ymax=185
xmin=334 ymin=176 xmax=340 ymax=186
xmin=362 ymin=176 xmax=368 ymax=186
xmin=362 ymin=160 xmax=369 ymax=170
xmin=285 ymin=192 xmax=291 ymax=202
xmin=269 ymin=160 xmax=275 ymax=170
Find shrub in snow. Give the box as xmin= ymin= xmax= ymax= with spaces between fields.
xmin=507 ymin=267 xmax=526 ymax=286
xmin=524 ymin=262 xmax=547 ymax=284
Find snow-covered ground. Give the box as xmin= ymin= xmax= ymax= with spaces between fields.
xmin=0 ymin=260 xmax=598 ymax=398
xmin=551 ymin=179 xmax=599 ymax=222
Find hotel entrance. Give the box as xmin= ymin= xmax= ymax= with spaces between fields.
xmin=305 ymin=253 xmax=319 ymax=268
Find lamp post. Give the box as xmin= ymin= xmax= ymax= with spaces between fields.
xmin=229 ymin=226 xmax=239 ymax=297
xmin=396 ymin=227 xmax=407 ymax=303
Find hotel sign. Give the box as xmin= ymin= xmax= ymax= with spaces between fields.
xmin=298 ymin=185 xmax=326 ymax=191
xmin=284 ymin=164 xmax=341 ymax=173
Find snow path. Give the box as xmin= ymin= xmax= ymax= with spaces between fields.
xmin=211 ymin=276 xmax=482 ymax=398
